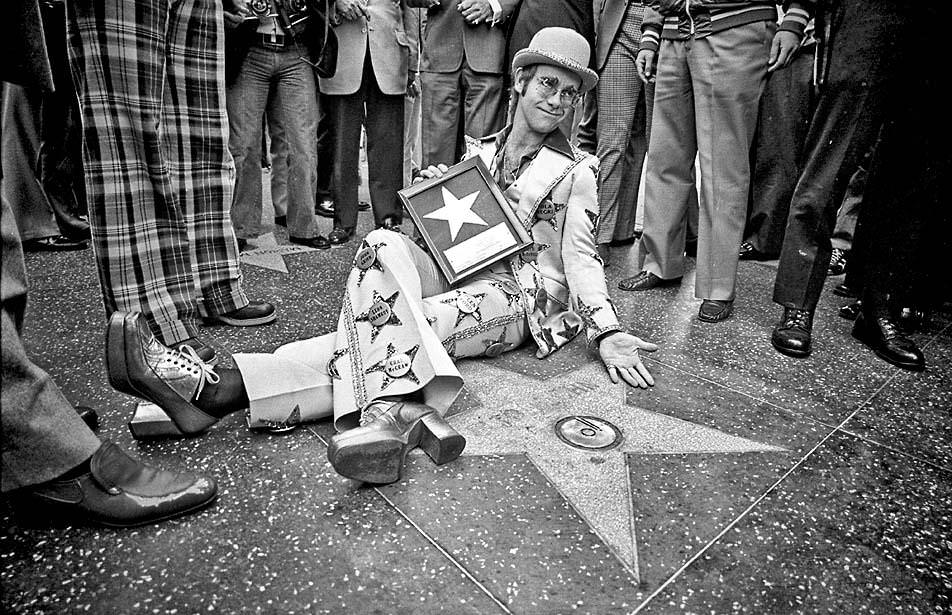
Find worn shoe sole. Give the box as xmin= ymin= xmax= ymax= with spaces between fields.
xmin=698 ymin=303 xmax=733 ymax=323
xmin=105 ymin=312 xmax=217 ymax=436
xmin=208 ymin=311 xmax=277 ymax=327
xmin=16 ymin=490 xmax=218 ymax=529
xmin=327 ymin=429 xmax=412 ymax=484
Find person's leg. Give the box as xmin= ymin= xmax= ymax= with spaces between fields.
xmin=611 ymin=90 xmax=649 ymax=243
xmin=67 ymin=0 xmax=199 ymax=344
xmin=364 ymin=68 xmax=405 ymax=226
xmin=273 ymin=52 xmax=319 ymax=239
xmin=596 ymin=15 xmax=645 ymax=246
xmin=327 ymin=90 xmax=363 ymax=233
xmin=227 ymin=53 xmax=268 ymax=242
xmin=690 ymin=20 xmax=772 ymax=302
xmin=164 ymin=0 xmax=249 ymax=318
xmin=634 ymin=39 xmax=696 ymax=282
xmin=744 ymin=46 xmax=814 ymax=256
xmin=1 ymin=85 xmax=61 ymax=242
xmin=1 ymin=193 xmax=100 ymax=491
xmin=420 ymin=69 xmax=463 ymax=167
xmin=267 ymin=96 xmax=289 ymax=221
xmin=316 ymin=93 xmax=335 ymax=209
xmin=830 ymin=164 xmax=867 ymax=252
xmin=460 ymin=62 xmax=505 ymax=140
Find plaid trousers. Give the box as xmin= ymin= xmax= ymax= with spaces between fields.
xmin=67 ymin=0 xmax=247 ymax=344
xmin=595 ymin=2 xmax=653 ymax=245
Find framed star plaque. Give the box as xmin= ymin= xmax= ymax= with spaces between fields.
xmin=398 ymin=157 xmax=532 ymax=285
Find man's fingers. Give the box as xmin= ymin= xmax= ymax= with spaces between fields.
xmin=607 ymin=365 xmax=620 ymax=384
xmin=637 ymin=340 xmax=659 ymax=353
xmin=634 ymin=361 xmax=655 ymax=387
xmin=621 ymin=367 xmax=647 ymax=389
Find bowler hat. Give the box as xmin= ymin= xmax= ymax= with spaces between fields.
xmin=511 ymin=27 xmax=598 ymax=92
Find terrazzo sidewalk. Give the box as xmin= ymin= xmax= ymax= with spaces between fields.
xmin=2 ymin=201 xmax=950 ymax=614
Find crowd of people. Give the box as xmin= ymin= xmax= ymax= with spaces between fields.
xmin=2 ymin=0 xmax=948 ymax=530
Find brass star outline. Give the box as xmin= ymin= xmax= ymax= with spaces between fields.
xmin=355 ymin=290 xmax=402 ymax=343
xmin=364 ymin=343 xmax=421 ymax=390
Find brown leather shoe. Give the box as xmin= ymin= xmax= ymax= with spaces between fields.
xmin=327 ymin=400 xmax=465 ymax=484
xmin=106 ymin=311 xmax=220 ymax=436
xmin=19 ymin=441 xmax=217 ymax=528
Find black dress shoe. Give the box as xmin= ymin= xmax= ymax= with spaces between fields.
xmin=328 ymin=227 xmax=355 ymax=245
xmin=377 ymin=216 xmax=402 ymax=231
xmin=273 ymin=215 xmax=287 ymax=227
xmin=19 ymin=441 xmax=217 ymax=527
xmin=827 ymin=248 xmax=849 ymax=276
xmin=315 ymin=199 xmax=335 ymax=218
xmin=23 ymin=235 xmax=88 ymax=252
xmin=771 ymin=308 xmax=814 ymax=357
xmin=839 ymin=299 xmax=862 ymax=321
xmin=75 ymin=406 xmax=99 ymax=431
xmin=237 ymin=237 xmax=249 ymax=252
xmin=852 ymin=312 xmax=925 ymax=370
xmin=174 ymin=337 xmax=216 ymax=362
xmin=358 ymin=200 xmax=371 ymax=212
xmin=289 ymin=235 xmax=331 ymax=250
xmin=618 ymin=270 xmax=681 ymax=292
xmin=206 ymin=301 xmax=276 ymax=327
xmin=832 ymin=282 xmax=859 ymax=298
xmin=698 ymin=299 xmax=733 ymax=323
xmin=738 ymin=241 xmax=772 ymax=261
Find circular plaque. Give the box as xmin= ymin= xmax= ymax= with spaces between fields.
xmin=555 ymin=416 xmax=622 ymax=451
xmin=456 ymin=293 xmax=479 ymax=314
xmin=484 ymin=342 xmax=507 ymax=357
xmin=368 ymin=301 xmax=392 ymax=326
xmin=536 ymin=199 xmax=556 ymax=220
xmin=354 ymin=247 xmax=377 ymax=270
xmin=385 ymin=353 xmax=411 ymax=377
xmin=500 ymin=280 xmax=522 ymax=296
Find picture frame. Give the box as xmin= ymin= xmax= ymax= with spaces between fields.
xmin=398 ymin=157 xmax=532 ymax=286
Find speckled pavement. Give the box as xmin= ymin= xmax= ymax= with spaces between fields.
xmin=2 ymin=173 xmax=951 ymax=614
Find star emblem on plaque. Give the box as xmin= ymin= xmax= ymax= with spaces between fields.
xmin=365 ymin=343 xmax=420 ymax=390
xmin=398 ymin=157 xmax=531 ymax=285
xmin=355 ymin=290 xmax=402 ymax=342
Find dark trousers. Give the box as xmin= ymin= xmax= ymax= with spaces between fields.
xmin=773 ymin=0 xmax=909 ymax=311
xmin=316 ymin=94 xmax=334 ymax=204
xmin=744 ymin=45 xmax=814 ymax=256
xmin=0 ymin=191 xmax=100 ymax=492
xmin=327 ymin=53 xmax=404 ymax=229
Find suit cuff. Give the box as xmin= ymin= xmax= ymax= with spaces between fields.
xmin=639 ymin=26 xmax=661 ymax=53
xmin=779 ymin=2 xmax=811 ymax=39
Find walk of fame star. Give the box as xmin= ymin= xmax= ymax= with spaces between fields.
xmin=440 ymin=290 xmax=486 ymax=327
xmin=423 ymin=186 xmax=487 ymax=241
xmin=364 ymin=343 xmax=421 ymax=390
xmin=355 ymin=290 xmax=402 ymax=342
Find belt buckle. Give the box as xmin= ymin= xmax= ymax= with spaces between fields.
xmin=259 ymin=33 xmax=287 ymax=50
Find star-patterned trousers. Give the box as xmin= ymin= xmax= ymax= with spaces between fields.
xmin=234 ymin=230 xmax=529 ymax=432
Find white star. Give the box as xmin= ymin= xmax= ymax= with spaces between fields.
xmin=423 ymin=187 xmax=486 ymax=242
xmin=239 ymin=233 xmax=317 ymax=273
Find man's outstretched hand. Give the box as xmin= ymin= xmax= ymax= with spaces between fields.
xmin=598 ymin=332 xmax=658 ymax=388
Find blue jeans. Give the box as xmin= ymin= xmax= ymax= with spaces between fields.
xmin=227 ymin=45 xmax=319 ymax=239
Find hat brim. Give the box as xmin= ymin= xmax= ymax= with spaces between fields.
xmin=512 ymin=49 xmax=598 ymax=93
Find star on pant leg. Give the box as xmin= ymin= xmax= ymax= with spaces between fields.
xmin=355 ymin=290 xmax=402 ymax=342
xmin=353 ymin=240 xmax=386 ymax=287
xmin=440 ymin=290 xmax=486 ymax=327
xmin=259 ymin=404 xmax=301 ymax=431
xmin=364 ymin=343 xmax=421 ymax=390
xmin=327 ymin=347 xmax=349 ymax=380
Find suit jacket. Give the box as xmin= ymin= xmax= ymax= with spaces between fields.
xmin=1 ymin=0 xmax=53 ymax=92
xmin=593 ymin=0 xmax=629 ymax=71
xmin=465 ymin=132 xmax=621 ymax=358
xmin=412 ymin=0 xmax=519 ymax=74
xmin=319 ymin=0 xmax=417 ymax=96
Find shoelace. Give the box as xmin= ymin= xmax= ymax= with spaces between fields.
xmin=876 ymin=317 xmax=900 ymax=340
xmin=784 ymin=309 xmax=812 ymax=329
xmin=176 ymin=344 xmax=220 ymax=398
xmin=829 ymin=248 xmax=846 ymax=268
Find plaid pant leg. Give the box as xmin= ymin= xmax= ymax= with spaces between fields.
xmin=164 ymin=0 xmax=247 ymax=316
xmin=67 ymin=0 xmax=196 ymax=343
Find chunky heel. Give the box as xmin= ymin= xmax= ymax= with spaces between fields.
xmin=127 ymin=402 xmax=186 ymax=439
xmin=104 ymin=311 xmax=135 ymax=395
xmin=418 ymin=413 xmax=466 ymax=465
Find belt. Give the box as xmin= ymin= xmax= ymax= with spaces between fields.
xmin=255 ymin=32 xmax=291 ymax=50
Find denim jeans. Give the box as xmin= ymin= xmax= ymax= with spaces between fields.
xmin=227 ymin=45 xmax=319 ymax=239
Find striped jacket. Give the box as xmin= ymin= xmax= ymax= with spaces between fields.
xmin=639 ymin=0 xmax=813 ymax=51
